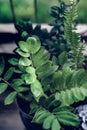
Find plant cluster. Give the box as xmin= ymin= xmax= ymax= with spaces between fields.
xmin=15 ymin=1 xmax=68 ymax=56
xmin=0 ymin=0 xmax=87 ymax=130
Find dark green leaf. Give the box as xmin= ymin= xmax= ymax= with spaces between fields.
xmin=0 ymin=57 xmax=5 ymax=76
xmin=0 ymin=83 xmax=8 ymax=94
xmin=11 ymin=79 xmax=24 ymax=88
xmin=8 ymin=58 xmax=18 ymax=66
xmin=4 ymin=67 xmax=15 ymax=81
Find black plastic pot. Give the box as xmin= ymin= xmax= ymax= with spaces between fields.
xmin=17 ymin=96 xmax=42 ymax=130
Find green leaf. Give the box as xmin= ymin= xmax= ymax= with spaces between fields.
xmin=19 ymin=57 xmax=32 ymax=66
xmin=26 ymin=66 xmax=35 ymax=74
xmin=8 ymin=58 xmax=18 ymax=66
xmin=16 ymin=48 xmax=30 ymax=57
xmin=0 ymin=57 xmax=5 ymax=75
xmin=4 ymin=67 xmax=15 ymax=81
xmin=32 ymin=109 xmax=50 ymax=124
xmin=0 ymin=83 xmax=8 ymax=94
xmin=30 ymin=80 xmax=44 ymax=101
xmin=26 ymin=37 xmax=41 ymax=54
xmin=56 ymin=111 xmax=80 ymax=127
xmin=22 ymin=74 xmax=36 ymax=84
xmin=52 ymin=119 xmax=60 ymax=130
xmin=18 ymin=41 xmax=29 ymax=52
xmin=16 ymin=87 xmax=29 ymax=92
xmin=11 ymin=79 xmax=24 ymax=88
xmin=58 ymin=51 xmax=68 ymax=66
xmin=4 ymin=92 xmax=17 ymax=105
xmin=43 ymin=115 xmax=54 ymax=129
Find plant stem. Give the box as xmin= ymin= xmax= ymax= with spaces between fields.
xmin=34 ymin=0 xmax=38 ymax=23
xmin=9 ymin=0 xmax=16 ymax=23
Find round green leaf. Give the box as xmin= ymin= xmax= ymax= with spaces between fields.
xmin=52 ymin=119 xmax=60 ymax=130
xmin=22 ymin=74 xmax=36 ymax=84
xmin=16 ymin=48 xmax=30 ymax=57
xmin=19 ymin=57 xmax=32 ymax=66
xmin=18 ymin=41 xmax=29 ymax=52
xmin=26 ymin=66 xmax=35 ymax=74
xmin=26 ymin=37 xmax=41 ymax=54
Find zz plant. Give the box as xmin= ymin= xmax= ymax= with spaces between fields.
xmin=0 ymin=0 xmax=87 ymax=130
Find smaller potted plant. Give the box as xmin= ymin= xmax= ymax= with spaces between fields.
xmin=0 ymin=0 xmax=87 ymax=130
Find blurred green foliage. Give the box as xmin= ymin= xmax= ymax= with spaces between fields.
xmin=0 ymin=0 xmax=87 ymax=23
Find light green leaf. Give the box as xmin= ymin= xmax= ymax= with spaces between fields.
xmin=16 ymin=48 xmax=30 ymax=57
xmin=8 ymin=58 xmax=18 ymax=66
xmin=18 ymin=41 xmax=29 ymax=52
xmin=22 ymin=74 xmax=36 ymax=84
xmin=52 ymin=119 xmax=60 ymax=130
xmin=4 ymin=92 xmax=17 ymax=105
xmin=26 ymin=66 xmax=35 ymax=74
xmin=0 ymin=57 xmax=5 ymax=76
xmin=26 ymin=37 xmax=41 ymax=54
xmin=4 ymin=67 xmax=15 ymax=81
xmin=0 ymin=83 xmax=8 ymax=94
xmin=43 ymin=115 xmax=54 ymax=129
xmin=31 ymin=80 xmax=44 ymax=101
xmin=19 ymin=57 xmax=32 ymax=66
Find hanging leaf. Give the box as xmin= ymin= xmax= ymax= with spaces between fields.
xmin=0 ymin=83 xmax=8 ymax=94
xmin=8 ymin=58 xmax=19 ymax=66
xmin=0 ymin=56 xmax=5 ymax=76
xmin=11 ymin=79 xmax=24 ymax=88
xmin=4 ymin=67 xmax=15 ymax=81
xmin=26 ymin=37 xmax=41 ymax=54
xmin=4 ymin=92 xmax=17 ymax=105
xmin=19 ymin=57 xmax=32 ymax=66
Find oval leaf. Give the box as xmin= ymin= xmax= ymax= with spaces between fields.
xmin=4 ymin=92 xmax=17 ymax=105
xmin=26 ymin=37 xmax=41 ymax=54
xmin=4 ymin=67 xmax=15 ymax=81
xmin=0 ymin=83 xmax=8 ymax=94
xmin=19 ymin=57 xmax=32 ymax=66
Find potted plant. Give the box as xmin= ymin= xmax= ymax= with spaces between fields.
xmin=0 ymin=0 xmax=87 ymax=130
